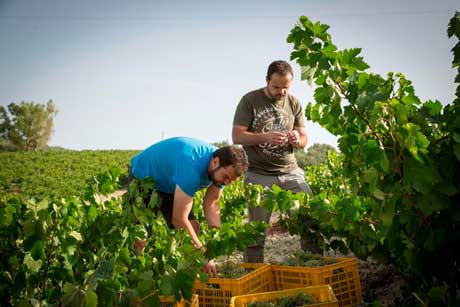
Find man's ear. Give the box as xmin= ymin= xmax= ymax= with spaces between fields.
xmin=211 ymin=156 xmax=220 ymax=168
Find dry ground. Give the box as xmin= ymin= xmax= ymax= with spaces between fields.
xmin=218 ymin=214 xmax=407 ymax=307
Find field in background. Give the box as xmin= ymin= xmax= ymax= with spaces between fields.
xmin=0 ymin=149 xmax=139 ymax=199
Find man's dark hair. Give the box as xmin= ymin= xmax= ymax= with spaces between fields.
xmin=266 ymin=60 xmax=293 ymax=81
xmin=213 ymin=146 xmax=248 ymax=176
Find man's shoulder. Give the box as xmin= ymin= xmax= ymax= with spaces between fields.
xmin=241 ymin=87 xmax=264 ymax=100
xmin=286 ymin=93 xmax=301 ymax=104
xmin=162 ymin=137 xmax=215 ymax=151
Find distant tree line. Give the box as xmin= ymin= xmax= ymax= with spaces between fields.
xmin=212 ymin=139 xmax=335 ymax=168
xmin=211 ymin=139 xmax=230 ymax=148
xmin=295 ymin=143 xmax=336 ymax=168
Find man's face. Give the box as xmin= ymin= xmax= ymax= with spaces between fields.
xmin=209 ymin=164 xmax=239 ymax=187
xmin=266 ymin=72 xmax=293 ymax=100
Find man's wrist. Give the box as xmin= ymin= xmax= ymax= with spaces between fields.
xmin=194 ymin=243 xmax=206 ymax=253
xmin=261 ymin=132 xmax=269 ymax=143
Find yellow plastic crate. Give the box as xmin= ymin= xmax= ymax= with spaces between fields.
xmin=160 ymin=294 xmax=199 ymax=307
xmin=230 ymin=285 xmax=338 ymax=307
xmin=193 ymin=263 xmax=272 ymax=307
xmin=271 ymin=257 xmax=362 ymax=307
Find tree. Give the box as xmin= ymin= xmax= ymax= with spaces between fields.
xmin=295 ymin=143 xmax=336 ymax=169
xmin=0 ymin=100 xmax=58 ymax=151
xmin=286 ymin=12 xmax=460 ymax=304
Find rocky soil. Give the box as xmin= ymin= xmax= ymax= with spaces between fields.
xmin=218 ymin=216 xmax=408 ymax=307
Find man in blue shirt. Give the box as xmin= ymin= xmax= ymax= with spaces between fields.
xmin=130 ymin=137 xmax=248 ymax=276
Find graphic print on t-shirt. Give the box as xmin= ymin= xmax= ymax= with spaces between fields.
xmin=252 ymin=104 xmax=294 ymax=158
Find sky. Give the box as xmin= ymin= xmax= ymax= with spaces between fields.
xmin=1 ymin=0 xmax=459 ymax=150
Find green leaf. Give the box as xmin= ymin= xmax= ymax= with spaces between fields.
xmin=31 ymin=240 xmax=45 ymax=260
xmin=22 ymin=218 xmax=37 ymax=237
xmin=363 ymin=168 xmax=378 ymax=192
xmin=136 ymin=271 xmax=154 ymax=297
xmin=454 ymin=143 xmax=460 ymax=161
xmin=175 ymin=269 xmax=194 ymax=301
xmin=100 ymin=181 xmax=113 ymax=195
xmin=144 ymin=294 xmax=161 ymax=307
xmin=307 ymin=103 xmax=321 ymax=121
xmin=416 ymin=193 xmax=449 ymax=216
xmin=380 ymin=154 xmax=389 ymax=173
xmin=87 ymin=259 xmax=115 ymax=290
xmin=199 ymin=272 xmax=209 ymax=283
xmin=119 ymin=246 xmax=131 ymax=267
xmin=402 ymin=93 xmax=421 ymax=106
xmin=342 ymin=48 xmax=361 ymax=65
xmin=312 ymin=21 xmax=324 ymax=35
xmin=362 ymin=139 xmax=383 ymax=166
xmin=354 ymin=57 xmax=370 ymax=71
xmin=422 ymin=100 xmax=442 ymax=116
xmin=108 ymin=165 xmax=122 ymax=180
xmin=404 ymin=158 xmax=441 ymax=193
xmin=402 ymin=123 xmax=429 ymax=161
xmin=300 ymin=65 xmax=318 ymax=86
xmin=322 ymin=43 xmax=337 ymax=58
xmin=12 ymin=269 xmax=26 ymax=294
xmin=357 ymin=73 xmax=369 ymax=90
xmin=402 ymin=241 xmax=417 ymax=270
xmin=133 ymin=224 xmax=148 ymax=240
xmin=69 ymin=230 xmax=83 ymax=241
xmin=160 ymin=275 xmax=174 ymax=296
xmin=85 ymin=290 xmax=98 ymax=307
xmin=373 ymin=189 xmax=385 ymax=200
xmin=453 ymin=133 xmax=460 ymax=143
xmin=447 ymin=12 xmax=460 ymax=38
xmin=428 ymin=286 xmax=448 ymax=305
xmin=87 ymin=204 xmax=97 ymax=222
xmin=128 ymin=180 xmax=139 ymax=197
xmin=380 ymin=200 xmax=395 ymax=228
xmin=435 ymin=181 xmax=458 ymax=196
xmin=23 ymin=253 xmax=42 ymax=272
xmin=63 ymin=286 xmax=85 ymax=307
xmin=147 ymin=191 xmax=160 ymax=209
xmin=390 ymin=99 xmax=408 ymax=124
xmin=314 ymin=85 xmax=333 ymax=105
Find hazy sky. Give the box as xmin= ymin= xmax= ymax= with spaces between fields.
xmin=1 ymin=0 xmax=459 ymax=150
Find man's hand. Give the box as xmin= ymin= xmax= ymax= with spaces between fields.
xmin=194 ymin=243 xmax=206 ymax=254
xmin=134 ymin=238 xmax=147 ymax=255
xmin=287 ymin=130 xmax=300 ymax=146
xmin=202 ymin=259 xmax=218 ymax=277
xmin=265 ymin=131 xmax=288 ymax=145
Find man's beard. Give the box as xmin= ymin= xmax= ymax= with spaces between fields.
xmin=208 ymin=165 xmax=223 ymax=187
xmin=267 ymin=88 xmax=284 ymax=100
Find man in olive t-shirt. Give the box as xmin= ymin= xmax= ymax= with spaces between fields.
xmin=232 ymin=60 xmax=317 ymax=263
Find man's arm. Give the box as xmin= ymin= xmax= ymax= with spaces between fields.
xmin=202 ymin=184 xmax=223 ymax=228
xmin=172 ymin=185 xmax=203 ymax=248
xmin=232 ymin=125 xmax=288 ymax=146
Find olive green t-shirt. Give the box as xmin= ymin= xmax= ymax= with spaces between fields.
xmin=233 ymin=88 xmax=305 ymax=175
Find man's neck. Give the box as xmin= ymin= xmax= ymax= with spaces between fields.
xmin=263 ymin=87 xmax=285 ymax=103
xmin=263 ymin=87 xmax=273 ymax=99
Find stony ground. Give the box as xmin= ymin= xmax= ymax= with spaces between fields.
xmin=217 ymin=215 xmax=408 ymax=307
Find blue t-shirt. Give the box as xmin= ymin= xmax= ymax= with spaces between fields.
xmin=131 ymin=137 xmax=217 ymax=197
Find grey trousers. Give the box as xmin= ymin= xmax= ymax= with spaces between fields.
xmin=244 ymin=167 xmax=312 ymax=263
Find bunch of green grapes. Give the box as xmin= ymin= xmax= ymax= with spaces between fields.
xmin=247 ymin=292 xmax=318 ymax=307
xmin=279 ymin=250 xmax=337 ymax=267
xmin=217 ymin=262 xmax=254 ymax=278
